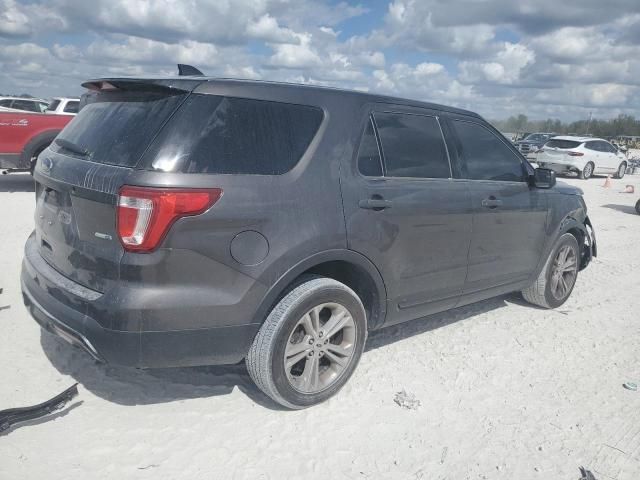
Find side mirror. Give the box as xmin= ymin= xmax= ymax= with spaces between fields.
xmin=533 ymin=168 xmax=556 ymax=189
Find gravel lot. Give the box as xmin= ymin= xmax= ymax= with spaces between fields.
xmin=1 ymin=172 xmax=639 ymax=480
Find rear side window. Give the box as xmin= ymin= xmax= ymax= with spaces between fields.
xmin=0 ymin=99 xmax=11 ymax=107
xmin=451 ymin=120 xmax=524 ymax=182
xmin=357 ymin=118 xmax=383 ymax=177
xmin=374 ymin=112 xmax=450 ymax=179
xmin=53 ymin=92 xmax=187 ymax=167
xmin=148 ymin=95 xmax=323 ymax=175
xmin=546 ymin=139 xmax=582 ymax=149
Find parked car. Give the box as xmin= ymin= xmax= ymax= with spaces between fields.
xmin=514 ymin=132 xmax=557 ymax=159
xmin=45 ymin=97 xmax=80 ymax=116
xmin=0 ymin=111 xmax=73 ymax=173
xmin=21 ymin=72 xmax=596 ymax=408
xmin=0 ymin=97 xmax=49 ymax=113
xmin=537 ymin=136 xmax=628 ymax=179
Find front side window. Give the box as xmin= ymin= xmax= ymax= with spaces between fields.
xmin=374 ymin=112 xmax=450 ymax=179
xmin=357 ymin=118 xmax=383 ymax=177
xmin=451 ymin=120 xmax=525 ymax=182
xmin=12 ymin=100 xmax=38 ymax=112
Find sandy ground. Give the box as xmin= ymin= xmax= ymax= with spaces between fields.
xmin=0 ymin=172 xmax=639 ymax=480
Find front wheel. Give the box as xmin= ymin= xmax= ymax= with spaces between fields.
xmin=522 ymin=233 xmax=580 ymax=309
xmin=579 ymin=162 xmax=594 ymax=180
xmin=614 ymin=162 xmax=627 ymax=179
xmin=246 ymin=276 xmax=367 ymax=409
xmin=635 ymin=198 xmax=640 ymax=215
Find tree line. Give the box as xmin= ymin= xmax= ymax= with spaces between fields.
xmin=490 ymin=114 xmax=640 ymax=138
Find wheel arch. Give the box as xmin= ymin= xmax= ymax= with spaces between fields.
xmin=556 ymin=214 xmax=595 ymax=271
xmin=19 ymin=129 xmax=60 ymax=167
xmin=255 ymin=249 xmax=388 ymax=331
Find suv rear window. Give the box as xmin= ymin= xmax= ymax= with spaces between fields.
xmin=546 ymin=139 xmax=582 ymax=149
xmin=53 ymin=92 xmax=187 ymax=167
xmin=146 ymin=94 xmax=323 ymax=175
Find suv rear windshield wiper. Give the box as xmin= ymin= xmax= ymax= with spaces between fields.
xmin=54 ymin=138 xmax=92 ymax=158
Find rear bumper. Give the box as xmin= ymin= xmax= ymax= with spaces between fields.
xmin=537 ymin=157 xmax=585 ymax=173
xmin=21 ymin=242 xmax=260 ymax=368
xmin=0 ymin=153 xmax=28 ymax=170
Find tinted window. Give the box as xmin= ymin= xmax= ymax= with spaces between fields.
xmin=12 ymin=100 xmax=38 ymax=112
xmin=147 ymin=95 xmax=323 ymax=175
xmin=584 ymin=141 xmax=599 ymax=151
xmin=63 ymin=101 xmax=79 ymax=114
xmin=452 ymin=120 xmax=524 ymax=182
xmin=601 ymin=141 xmax=615 ymax=153
xmin=0 ymin=99 xmax=12 ymax=107
xmin=546 ymin=139 xmax=582 ymax=149
xmin=357 ymin=118 xmax=383 ymax=176
xmin=374 ymin=112 xmax=450 ymax=179
xmin=54 ymin=91 xmax=187 ymax=167
xmin=37 ymin=102 xmax=48 ymax=113
xmin=46 ymin=100 xmax=61 ymax=112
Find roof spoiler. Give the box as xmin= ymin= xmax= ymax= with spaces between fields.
xmin=177 ymin=64 xmax=204 ymax=76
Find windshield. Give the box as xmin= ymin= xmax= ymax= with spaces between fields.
xmin=53 ymin=91 xmax=187 ymax=167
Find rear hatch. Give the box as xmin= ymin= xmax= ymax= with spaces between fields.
xmin=539 ymin=139 xmax=584 ymax=164
xmin=33 ymin=80 xmax=200 ymax=292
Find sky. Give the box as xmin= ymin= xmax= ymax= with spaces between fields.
xmin=1 ymin=0 xmax=639 ymax=121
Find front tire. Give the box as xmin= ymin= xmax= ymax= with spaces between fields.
xmin=635 ymin=199 xmax=640 ymax=215
xmin=579 ymin=162 xmax=594 ymax=180
xmin=246 ymin=275 xmax=367 ymax=409
xmin=614 ymin=162 xmax=627 ymax=179
xmin=522 ymin=233 xmax=580 ymax=309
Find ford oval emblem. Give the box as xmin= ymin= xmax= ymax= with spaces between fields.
xmin=41 ymin=156 xmax=54 ymax=172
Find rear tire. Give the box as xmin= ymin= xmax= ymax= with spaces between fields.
xmin=635 ymin=199 xmax=640 ymax=215
xmin=614 ymin=162 xmax=627 ymax=179
xmin=579 ymin=162 xmax=594 ymax=180
xmin=246 ymin=275 xmax=367 ymax=409
xmin=522 ymin=233 xmax=580 ymax=309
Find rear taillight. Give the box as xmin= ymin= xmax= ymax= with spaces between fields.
xmin=568 ymin=151 xmax=584 ymax=156
xmin=117 ymin=186 xmax=222 ymax=252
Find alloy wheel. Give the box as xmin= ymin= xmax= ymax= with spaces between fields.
xmin=583 ymin=163 xmax=593 ymax=179
xmin=550 ymin=244 xmax=578 ymax=300
xmin=284 ymin=303 xmax=357 ymax=394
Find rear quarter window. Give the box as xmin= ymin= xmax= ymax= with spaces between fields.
xmin=147 ymin=94 xmax=324 ymax=175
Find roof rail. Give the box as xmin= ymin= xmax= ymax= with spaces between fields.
xmin=177 ymin=64 xmax=204 ymax=76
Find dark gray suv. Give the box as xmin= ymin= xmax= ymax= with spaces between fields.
xmin=22 ymin=74 xmax=596 ymax=408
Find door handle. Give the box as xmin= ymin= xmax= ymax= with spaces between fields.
xmin=359 ymin=198 xmax=393 ymax=210
xmin=481 ymin=196 xmax=503 ymax=209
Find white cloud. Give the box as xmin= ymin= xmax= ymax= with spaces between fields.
xmin=1 ymin=0 xmax=640 ymax=121
xmin=460 ymin=42 xmax=535 ymax=85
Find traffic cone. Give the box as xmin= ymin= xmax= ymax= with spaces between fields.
xmin=603 ymin=175 xmax=612 ymax=188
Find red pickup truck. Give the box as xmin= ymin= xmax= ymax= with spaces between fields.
xmin=0 ymin=111 xmax=73 ymax=173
